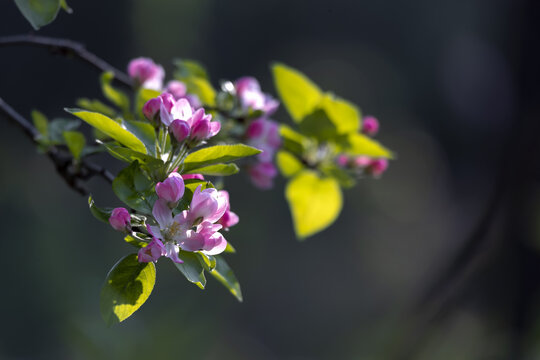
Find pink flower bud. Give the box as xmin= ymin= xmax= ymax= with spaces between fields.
xmin=188 ymin=109 xmax=220 ymax=141
xmin=337 ymin=154 xmax=349 ymax=167
xmin=354 ymin=156 xmax=371 ymax=168
xmin=127 ymin=57 xmax=164 ymax=90
xmin=159 ymin=93 xmax=175 ymax=113
xmin=181 ymin=174 xmax=204 ymax=181
xmin=165 ymin=80 xmax=187 ymax=100
xmin=191 ymin=117 xmax=210 ymax=141
xmin=368 ymin=158 xmax=389 ymax=177
xmin=362 ymin=116 xmax=379 ymax=136
xmin=138 ymin=237 xmax=166 ymax=263
xmin=109 ymin=207 xmax=131 ymax=231
xmin=248 ymin=162 xmax=278 ymax=190
xmin=217 ymin=191 xmax=239 ymax=230
xmin=142 ymin=98 xmax=162 ymax=122
xmin=156 ymin=172 xmax=185 ymax=204
xmin=170 ymin=120 xmax=190 ymax=143
xmin=189 ymin=186 xmax=228 ymax=224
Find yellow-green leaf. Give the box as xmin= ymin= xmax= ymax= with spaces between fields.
xmin=100 ymin=254 xmax=156 ymax=326
xmin=183 ymin=144 xmax=261 ymax=172
xmin=271 ymin=63 xmax=322 ymax=122
xmin=343 ymin=133 xmax=393 ymax=158
xmin=101 ymin=72 xmax=130 ymax=113
xmin=63 ymin=130 xmax=85 ymax=160
xmin=320 ymin=94 xmax=361 ymax=134
xmin=276 ymin=150 xmax=304 ymax=178
xmin=210 ymin=256 xmax=242 ymax=302
xmin=286 ymin=170 xmax=342 ymax=239
xmin=66 ymin=109 xmax=147 ymax=154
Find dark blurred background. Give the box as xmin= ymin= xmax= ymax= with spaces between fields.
xmin=1 ymin=0 xmax=539 ymax=359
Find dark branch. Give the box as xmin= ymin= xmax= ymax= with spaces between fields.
xmin=0 ymin=96 xmax=114 ymax=195
xmin=0 ymin=34 xmax=133 ymax=88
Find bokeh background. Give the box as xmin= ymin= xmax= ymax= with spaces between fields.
xmin=1 ymin=0 xmax=539 ymax=359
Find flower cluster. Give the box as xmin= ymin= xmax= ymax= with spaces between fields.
xmin=335 ymin=116 xmax=389 ymax=177
xmin=109 ymin=172 xmax=238 ymax=264
xmin=235 ymin=77 xmax=282 ymax=189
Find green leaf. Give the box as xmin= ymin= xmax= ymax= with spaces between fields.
xmin=88 ymin=196 xmax=112 ymax=223
xmin=286 ymin=170 xmax=343 ymax=239
xmin=183 ymin=144 xmax=261 ymax=172
xmin=271 ymin=63 xmax=322 ymax=122
xmin=59 ymin=0 xmax=72 ymax=13
xmin=100 ymin=254 xmax=156 ymax=326
xmin=320 ymin=94 xmax=361 ymax=134
xmin=174 ymin=59 xmax=209 ymax=80
xmin=339 ymin=133 xmax=393 ymax=159
xmin=121 ymin=120 xmax=157 ymax=156
xmin=48 ymin=118 xmax=80 ymax=143
xmin=124 ymin=234 xmax=149 ymax=249
xmin=210 ymin=256 xmax=242 ymax=302
xmin=31 ymin=110 xmax=48 ymax=138
xmin=112 ymin=161 xmax=156 ymax=214
xmin=298 ymin=108 xmax=339 ymax=141
xmin=76 ymin=98 xmax=116 ymax=118
xmin=14 ymin=0 xmax=61 ymax=30
xmin=320 ymin=164 xmax=356 ymax=188
xmin=280 ymin=125 xmax=310 ymax=155
xmin=276 ymin=150 xmax=304 ymax=178
xmin=224 ymin=242 xmax=236 ymax=254
xmin=196 ymin=252 xmax=217 ymax=272
xmin=101 ymin=72 xmax=130 ymax=113
xmin=63 ymin=131 xmax=86 ymax=160
xmin=174 ymin=250 xmax=206 ymax=289
xmin=185 ymin=163 xmax=239 ymax=176
xmin=66 ymin=109 xmax=147 ymax=154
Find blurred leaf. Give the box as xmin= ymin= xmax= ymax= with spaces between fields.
xmin=224 ymin=242 xmax=236 ymax=254
xmin=320 ymin=94 xmax=361 ymax=134
xmin=112 ymin=161 xmax=156 ymax=214
xmin=210 ymin=256 xmax=242 ymax=302
xmin=339 ymin=133 xmax=393 ymax=158
xmin=183 ymin=144 xmax=261 ymax=172
xmin=286 ymin=170 xmax=342 ymax=239
xmin=276 ymin=150 xmax=304 ymax=178
xmin=174 ymin=250 xmax=206 ymax=289
xmin=63 ymin=131 xmax=85 ymax=160
xmin=14 ymin=0 xmax=61 ymax=30
xmin=88 ymin=196 xmax=112 ymax=223
xmin=185 ymin=163 xmax=239 ymax=176
xmin=59 ymin=0 xmax=72 ymax=13
xmin=48 ymin=118 xmax=81 ymax=143
xmin=280 ymin=125 xmax=310 ymax=155
xmin=271 ymin=63 xmax=322 ymax=122
xmin=101 ymin=72 xmax=130 ymax=113
xmin=66 ymin=109 xmax=147 ymax=154
xmin=320 ymin=164 xmax=356 ymax=188
xmin=174 ymin=59 xmax=209 ymax=80
xmin=100 ymin=142 xmax=164 ymax=181
xmin=100 ymin=254 xmax=156 ymax=326
xmin=31 ymin=110 xmax=48 ymax=138
xmin=76 ymin=98 xmax=116 ymax=118
xmin=298 ymin=109 xmax=339 ymax=141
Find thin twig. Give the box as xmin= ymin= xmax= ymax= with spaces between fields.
xmin=0 ymin=96 xmax=114 ymax=195
xmin=0 ymin=34 xmax=133 ymax=87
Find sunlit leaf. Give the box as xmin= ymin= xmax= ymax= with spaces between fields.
xmin=183 ymin=144 xmax=261 ymax=172
xmin=271 ymin=63 xmax=322 ymax=122
xmin=286 ymin=170 xmax=342 ymax=239
xmin=63 ymin=131 xmax=85 ymax=160
xmin=339 ymin=133 xmax=394 ymax=159
xmin=101 ymin=72 xmax=130 ymax=113
xmin=174 ymin=250 xmax=206 ymax=289
xmin=100 ymin=254 xmax=156 ymax=326
xmin=320 ymin=94 xmax=361 ymax=134
xmin=76 ymin=98 xmax=116 ymax=118
xmin=276 ymin=150 xmax=304 ymax=178
xmin=66 ymin=109 xmax=147 ymax=154
xmin=185 ymin=163 xmax=239 ymax=176
xmin=31 ymin=110 xmax=48 ymax=138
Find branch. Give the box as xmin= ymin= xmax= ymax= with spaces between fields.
xmin=0 ymin=34 xmax=133 ymax=88
xmin=0 ymin=96 xmax=114 ymax=195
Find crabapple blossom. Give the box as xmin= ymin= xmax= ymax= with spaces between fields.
xmin=109 ymin=207 xmax=131 ymax=232
xmin=248 ymin=162 xmax=278 ymax=190
xmin=128 ymin=57 xmax=165 ymax=90
xmin=362 ymin=116 xmax=379 ymax=136
xmin=155 ymin=172 xmax=185 ymax=205
xmin=235 ymin=77 xmax=279 ymax=115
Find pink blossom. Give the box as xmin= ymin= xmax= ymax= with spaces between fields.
xmin=337 ymin=154 xmax=349 ymax=167
xmin=109 ymin=207 xmax=131 ymax=232
xmin=137 ymin=237 xmax=166 ymax=263
xmin=165 ymin=80 xmax=187 ymax=100
xmin=235 ymin=77 xmax=279 ymax=115
xmin=188 ymin=186 xmax=228 ymax=224
xmin=369 ymin=158 xmax=389 ymax=177
xmin=128 ymin=57 xmax=165 ymax=90
xmin=155 ymin=172 xmax=185 ymax=205
xmin=248 ymin=162 xmax=278 ymax=190
xmin=354 ymin=156 xmax=371 ymax=168
xmin=170 ymin=119 xmax=190 ymax=143
xmin=181 ymin=174 xmax=205 ymax=181
xmin=246 ymin=118 xmax=281 ymax=162
xmin=188 ymin=108 xmax=221 ymax=142
xmin=142 ymin=93 xmax=175 ymax=123
xmin=217 ymin=190 xmax=239 ymax=230
xmin=362 ymin=116 xmax=379 ymax=136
